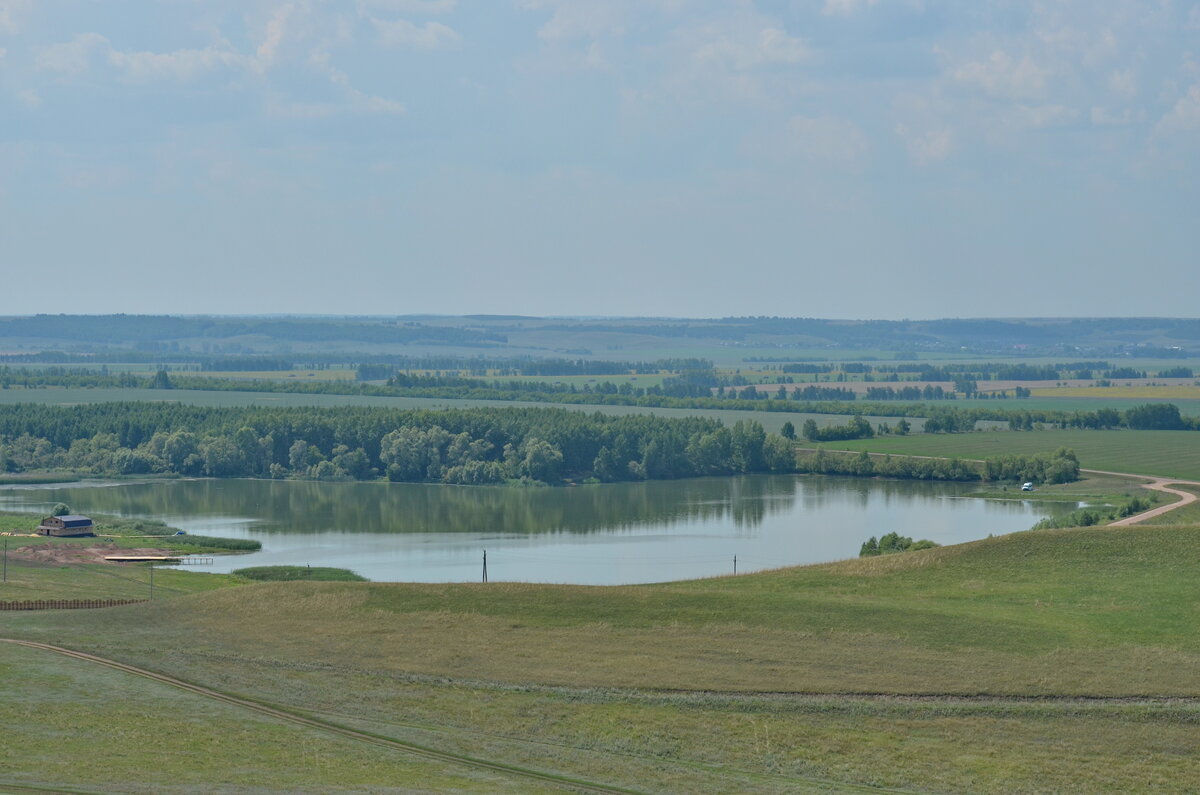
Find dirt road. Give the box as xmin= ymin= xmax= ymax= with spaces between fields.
xmin=1079 ymin=469 xmax=1200 ymax=526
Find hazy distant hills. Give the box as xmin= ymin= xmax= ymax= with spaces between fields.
xmin=0 ymin=315 xmax=1196 ymax=358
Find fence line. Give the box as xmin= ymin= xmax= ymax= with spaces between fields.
xmin=0 ymin=598 xmax=148 ymax=611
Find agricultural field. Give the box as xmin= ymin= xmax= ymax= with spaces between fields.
xmin=453 ymin=372 xmax=671 ymax=388
xmin=0 ymin=386 xmax=923 ymax=435
xmin=5 ymin=524 xmax=1200 ymax=792
xmin=962 ymin=395 xmax=1200 ymax=417
xmin=197 ymin=368 xmax=357 ymax=381
xmin=1030 ymin=385 xmax=1200 ymax=399
xmin=820 ymin=429 xmax=1200 ymax=481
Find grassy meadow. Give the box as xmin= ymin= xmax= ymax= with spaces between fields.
xmin=0 ymin=642 xmax=543 ymax=795
xmin=5 ymin=523 xmax=1200 ymax=792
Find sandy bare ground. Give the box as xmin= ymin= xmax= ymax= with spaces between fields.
xmin=8 ymin=545 xmax=178 ymax=566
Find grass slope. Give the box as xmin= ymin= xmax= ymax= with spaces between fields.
xmin=12 ymin=524 xmax=1200 ymax=694
xmin=5 ymin=525 xmax=1200 ymax=792
xmin=0 ymin=643 xmax=548 ymax=794
xmin=0 ymin=556 xmax=239 ymax=601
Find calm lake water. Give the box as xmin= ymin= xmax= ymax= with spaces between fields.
xmin=0 ymin=476 xmax=1077 ymax=585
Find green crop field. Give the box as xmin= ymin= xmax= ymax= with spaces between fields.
xmin=5 ymin=523 xmax=1200 ymax=793
xmin=0 ymin=386 xmax=922 ymax=435
xmin=453 ymin=372 xmax=672 ymax=386
xmin=972 ymin=395 xmax=1200 ymax=416
xmin=818 ymin=428 xmax=1200 ymax=480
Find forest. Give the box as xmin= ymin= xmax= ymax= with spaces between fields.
xmin=0 ymin=403 xmax=794 ymax=485
xmin=0 ymin=402 xmax=1082 ymax=488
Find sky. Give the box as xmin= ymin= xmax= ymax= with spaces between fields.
xmin=1 ymin=0 xmax=1197 ymax=319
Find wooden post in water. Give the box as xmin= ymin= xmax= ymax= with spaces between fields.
xmin=482 ymin=550 xmax=488 ymax=583
xmin=733 ymin=555 xmax=737 ymax=576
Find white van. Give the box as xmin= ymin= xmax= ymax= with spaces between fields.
xmin=1021 ymin=482 xmax=1035 ymax=492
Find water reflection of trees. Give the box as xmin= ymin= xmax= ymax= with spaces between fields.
xmin=797 ymin=475 xmax=977 ymax=511
xmin=0 ymin=475 xmax=803 ymax=536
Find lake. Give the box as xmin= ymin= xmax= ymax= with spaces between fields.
xmin=0 ymin=476 xmax=1076 ymax=585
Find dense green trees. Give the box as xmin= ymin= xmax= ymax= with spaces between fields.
xmin=0 ymin=403 xmax=795 ymax=486
xmin=1123 ymin=403 xmax=1188 ymax=430
xmin=860 ymin=532 xmax=939 ymax=557
xmin=794 ymin=448 xmax=1078 ymax=485
xmin=982 ymin=448 xmax=1080 ymax=485
xmin=802 ymin=415 xmax=873 ymax=442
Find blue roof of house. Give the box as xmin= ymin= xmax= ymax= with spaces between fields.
xmin=56 ymin=515 xmax=93 ymax=526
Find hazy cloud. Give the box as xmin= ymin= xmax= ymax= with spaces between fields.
xmin=35 ymin=33 xmax=108 ymax=74
xmin=1155 ymin=84 xmax=1200 ymax=135
xmin=107 ymin=46 xmax=246 ymax=81
xmin=784 ymin=114 xmax=869 ymax=166
xmin=0 ymin=0 xmax=30 ymax=36
xmin=690 ymin=25 xmax=807 ymax=70
xmin=895 ymin=123 xmax=953 ymax=165
xmin=822 ymin=0 xmax=879 ymax=16
xmin=256 ymin=4 xmax=294 ymax=68
xmin=524 ymin=0 xmax=628 ymax=43
xmin=36 ymin=33 xmax=246 ymax=81
xmin=373 ymin=18 xmax=460 ymax=49
xmin=1108 ymin=68 xmax=1137 ymax=99
xmin=359 ymin=0 xmax=457 ymax=13
xmin=952 ymin=50 xmax=1049 ymax=100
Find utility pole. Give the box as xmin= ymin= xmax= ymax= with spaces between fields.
xmin=733 ymin=554 xmax=737 ymax=576
xmin=3 ymin=537 xmax=7 ymax=583
xmin=482 ymin=550 xmax=488 ymax=583
xmin=149 ymin=562 xmax=154 ymax=600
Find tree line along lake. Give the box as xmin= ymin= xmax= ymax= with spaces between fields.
xmin=0 ymin=476 xmax=1079 ymax=584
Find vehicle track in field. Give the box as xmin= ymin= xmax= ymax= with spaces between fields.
xmin=0 ymin=638 xmax=926 ymax=795
xmin=0 ymin=639 xmax=643 ymax=795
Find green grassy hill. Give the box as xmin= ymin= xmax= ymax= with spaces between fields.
xmin=5 ymin=524 xmax=1200 ymax=792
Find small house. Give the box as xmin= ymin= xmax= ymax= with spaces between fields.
xmin=36 ymin=515 xmax=95 ymax=537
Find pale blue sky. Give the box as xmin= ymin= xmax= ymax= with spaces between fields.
xmin=1 ymin=1 xmax=1197 ymax=318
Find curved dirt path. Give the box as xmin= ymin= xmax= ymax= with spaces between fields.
xmin=0 ymin=639 xmax=640 ymax=795
xmin=1080 ymin=469 xmax=1200 ymax=526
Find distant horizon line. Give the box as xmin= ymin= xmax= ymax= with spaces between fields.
xmin=0 ymin=313 xmax=1196 ymax=323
